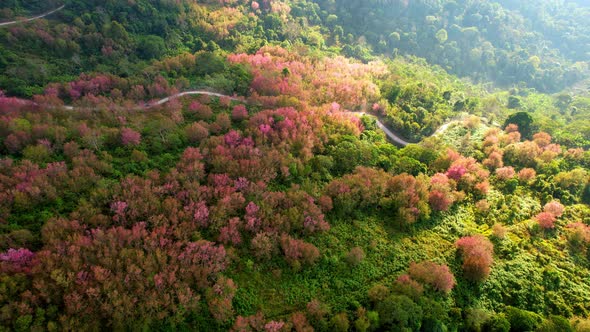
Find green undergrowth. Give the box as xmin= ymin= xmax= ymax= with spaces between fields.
xmin=231 ymin=198 xmax=590 ymax=323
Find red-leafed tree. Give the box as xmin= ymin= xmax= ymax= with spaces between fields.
xmin=495 ymin=166 xmax=516 ymax=180
xmin=232 ymin=104 xmax=249 ymax=121
xmin=264 ymin=321 xmax=286 ymax=332
xmin=518 ymin=168 xmax=536 ymax=182
xmin=544 ymin=201 xmax=564 ymax=217
xmin=536 ymin=212 xmax=557 ymax=229
xmin=185 ymin=121 xmax=209 ymax=143
xmin=483 ymin=151 xmax=504 ymax=170
xmin=251 ymin=232 xmax=277 ymax=260
xmin=533 ymin=132 xmax=552 ymax=148
xmin=456 ymin=235 xmax=494 ymax=282
xmin=206 ymin=276 xmax=238 ymax=323
xmin=280 ymin=234 xmax=320 ymax=268
xmin=189 ymin=101 xmax=214 ymax=120
xmin=231 ymin=312 xmax=266 ymax=331
xmin=219 ymin=217 xmax=242 ymax=246
xmin=0 ymin=248 xmax=36 ymax=274
xmin=446 ymin=164 xmax=466 ymax=181
xmin=428 ymin=190 xmax=453 ymax=212
xmin=428 ymin=173 xmax=458 ymax=212
xmin=121 ymin=127 xmax=141 ymax=146
xmin=408 ymin=261 xmax=456 ymax=293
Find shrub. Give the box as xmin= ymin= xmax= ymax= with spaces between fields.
xmin=368 ymin=284 xmax=390 ymax=303
xmin=394 ymin=274 xmax=424 ymax=299
xmin=346 ymin=247 xmax=366 ymax=267
xmin=22 ymin=144 xmax=51 ymax=163
xmin=306 ymin=299 xmax=329 ymax=331
xmin=206 ymin=277 xmax=237 ymax=323
xmin=330 ymin=313 xmax=349 ymax=332
xmin=476 ymin=199 xmax=491 ymax=212
xmin=375 ymin=295 xmax=422 ymax=331
xmin=566 ymin=223 xmax=590 ymax=249
xmin=464 ymin=308 xmax=491 ymax=332
xmin=573 ymin=318 xmax=590 ymax=332
xmin=482 ymin=313 xmax=510 ymax=332
xmin=185 ymin=122 xmax=209 ymax=143
xmin=492 ymin=223 xmax=508 ymax=240
xmin=291 ymin=312 xmax=313 ymax=332
xmin=354 ymin=307 xmax=371 ymax=332
xmin=536 ymin=315 xmax=573 ymax=332
xmin=231 ymin=312 xmax=266 ymax=331
xmin=504 ymin=306 xmax=542 ymax=332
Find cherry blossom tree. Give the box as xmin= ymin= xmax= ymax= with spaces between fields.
xmin=456 ymin=235 xmax=494 ymax=282
xmin=121 ymin=127 xmax=141 ymax=146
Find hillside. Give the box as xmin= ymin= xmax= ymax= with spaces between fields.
xmin=0 ymin=1 xmax=590 ymax=331
xmin=2 ymin=0 xmax=590 ymax=96
xmin=316 ymin=0 xmax=590 ymax=92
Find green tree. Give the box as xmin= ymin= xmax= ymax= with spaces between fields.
xmin=137 ymin=35 xmax=166 ymax=60
xmin=375 ymin=295 xmax=423 ymax=331
xmin=504 ymin=307 xmax=542 ymax=332
xmin=504 ymin=111 xmax=535 ymax=139
xmin=436 ymin=29 xmax=448 ymax=43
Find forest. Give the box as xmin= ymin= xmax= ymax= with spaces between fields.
xmin=0 ymin=0 xmax=590 ymax=331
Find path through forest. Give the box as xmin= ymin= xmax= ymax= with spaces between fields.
xmin=0 ymin=5 xmax=65 ymax=27
xmin=17 ymin=90 xmax=471 ymax=146
xmin=0 ymin=4 xmax=465 ymax=147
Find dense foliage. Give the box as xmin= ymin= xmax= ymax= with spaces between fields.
xmin=1 ymin=0 xmax=590 ymax=331
xmin=315 ymin=0 xmax=590 ymax=92
xmin=3 ymin=0 xmax=590 ymax=96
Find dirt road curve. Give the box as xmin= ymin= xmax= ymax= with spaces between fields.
xmin=153 ymin=91 xmax=242 ymax=105
xmin=59 ymin=90 xmax=243 ymax=111
xmin=0 ymin=5 xmax=65 ymax=27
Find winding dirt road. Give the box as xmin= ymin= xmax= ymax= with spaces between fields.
xmin=153 ymin=91 xmax=242 ymax=105
xmin=349 ymin=112 xmax=496 ymax=146
xmin=121 ymin=91 xmax=412 ymax=145
xmin=0 ymin=5 xmax=65 ymax=27
xmin=349 ymin=112 xmax=413 ymax=146
xmin=374 ymin=119 xmax=411 ymax=146
xmin=57 ymin=90 xmax=414 ymax=145
xmin=22 ymin=89 xmax=461 ymax=146
xmin=0 ymin=5 xmax=458 ymax=146
xmin=60 ymin=90 xmax=243 ymax=111
xmin=110 ymin=91 xmax=464 ymax=145
xmin=0 ymin=5 xmax=489 ymax=146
